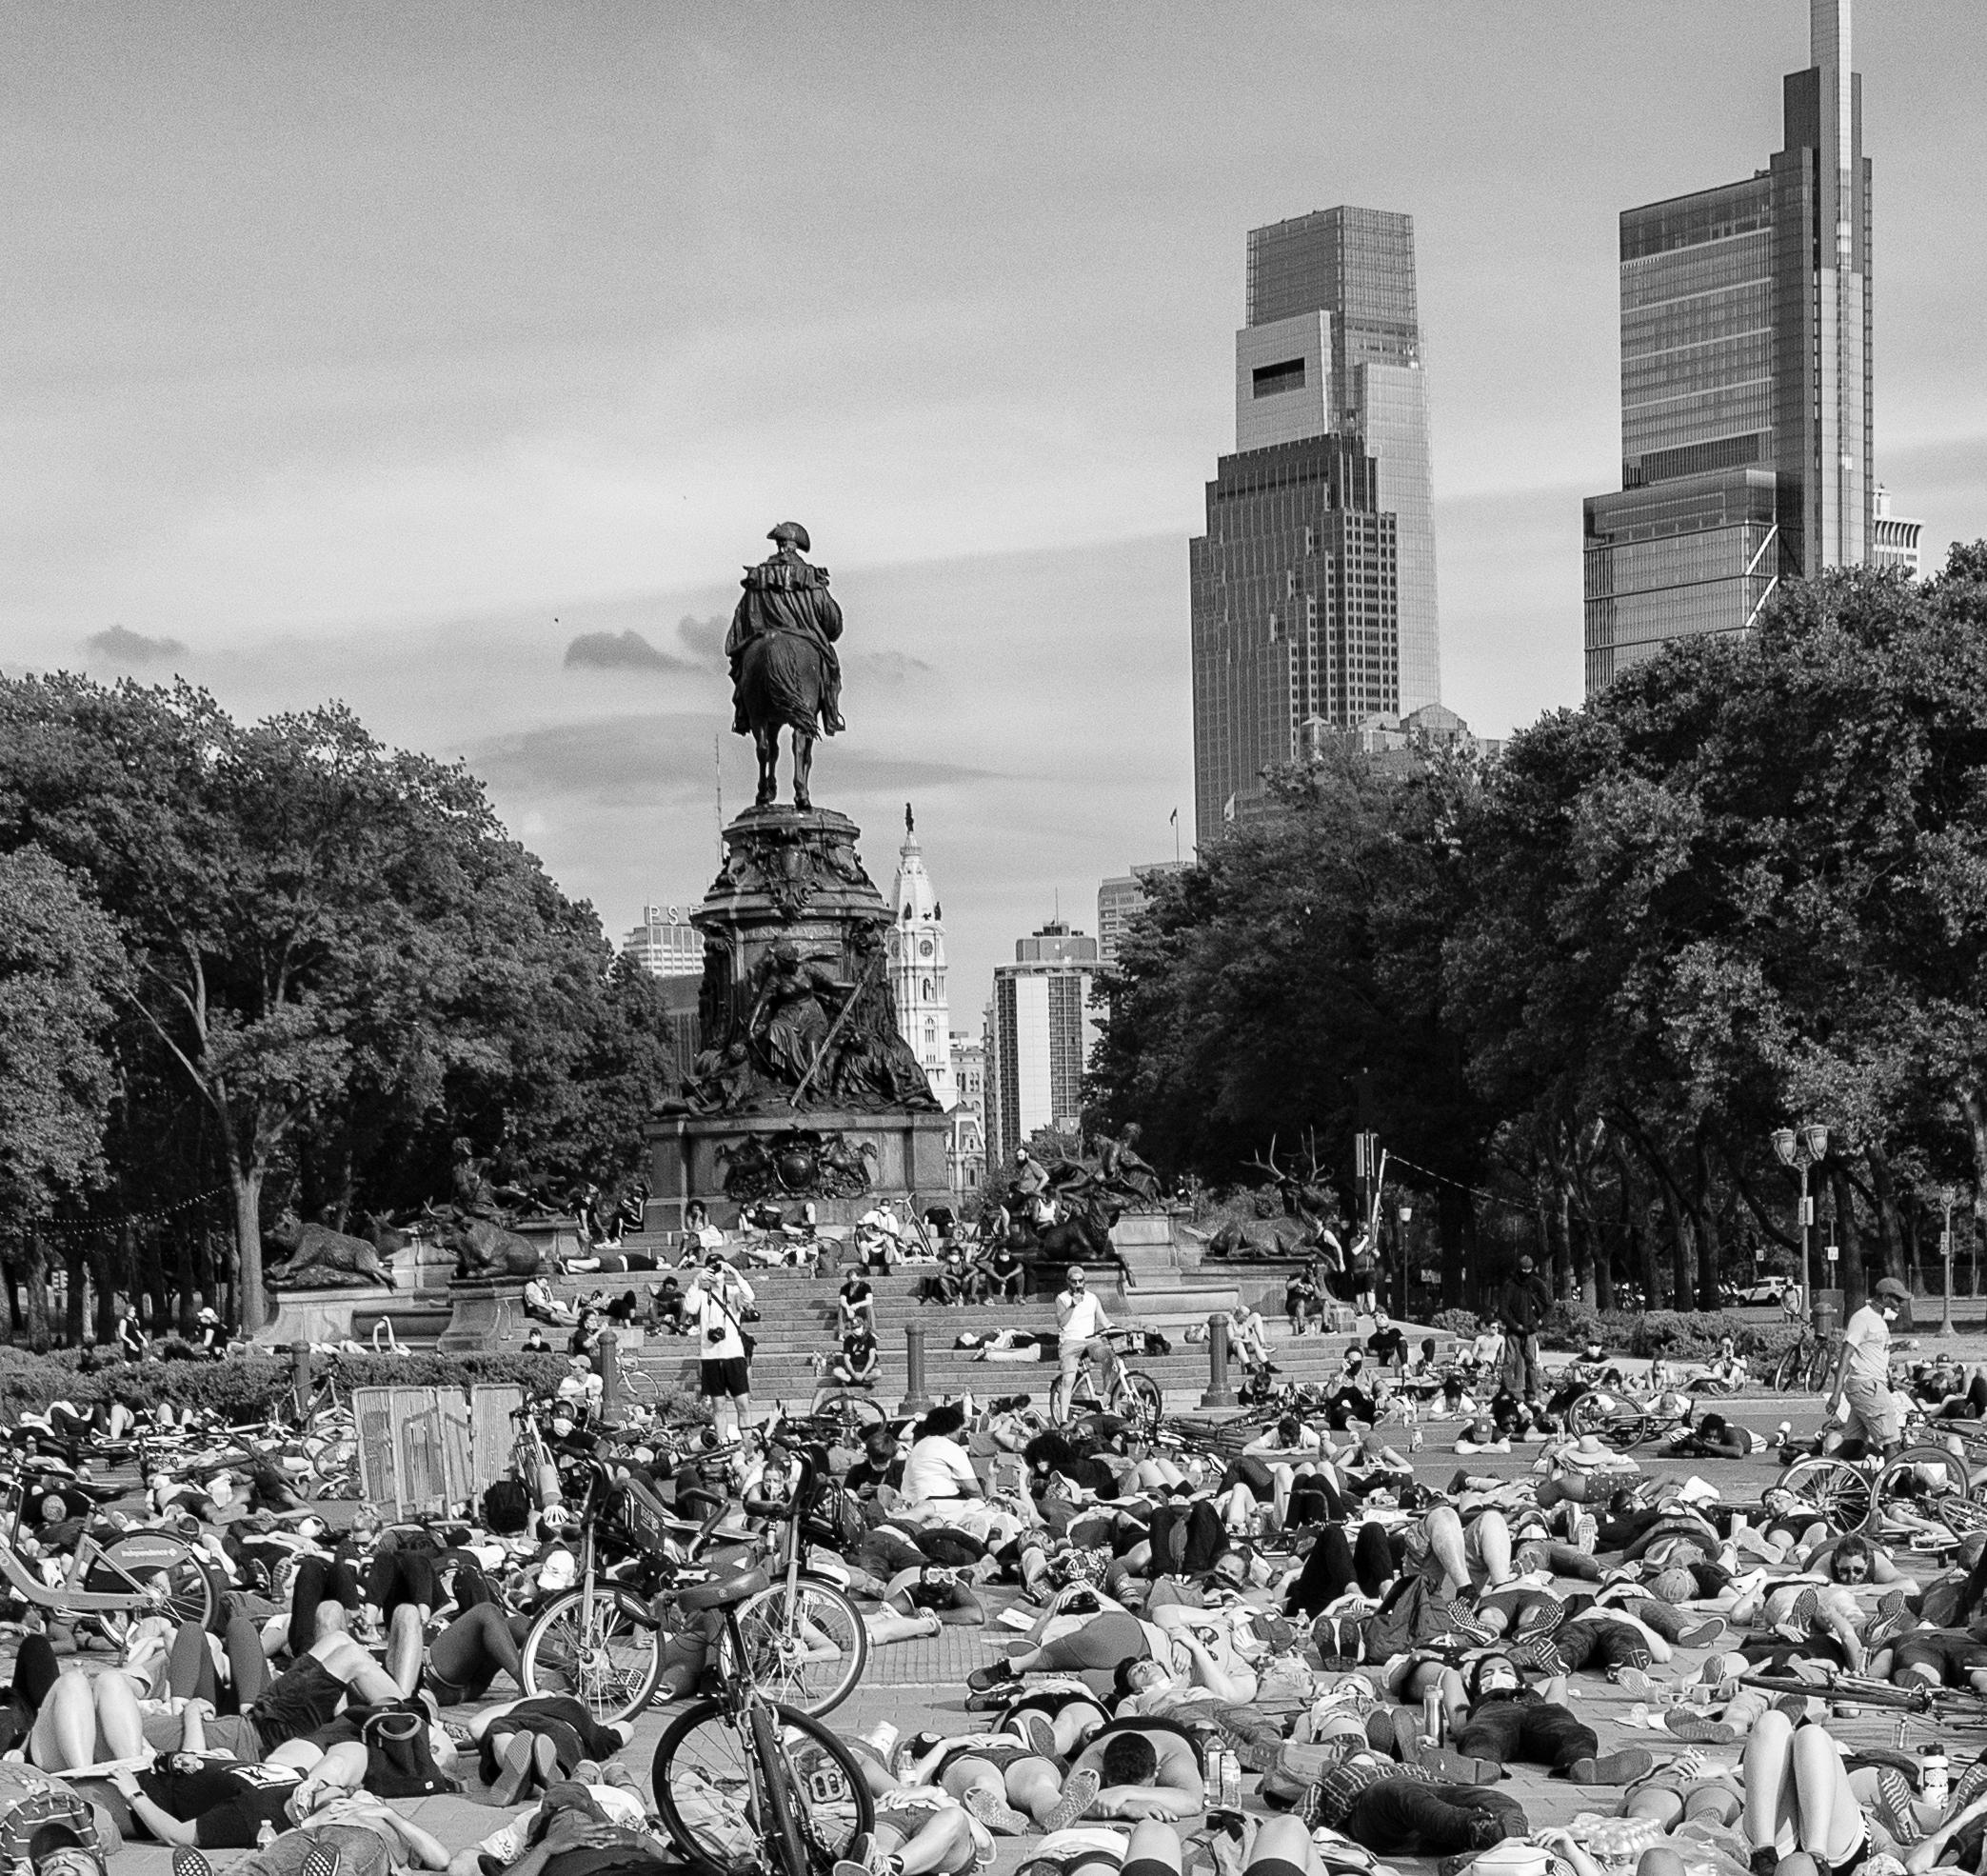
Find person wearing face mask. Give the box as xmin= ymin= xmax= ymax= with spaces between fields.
xmin=1449 ymin=1652 xmax=1653 ymax=1786
xmin=1829 ymin=1278 xmax=1912 ymax=1461
xmin=1322 ymin=1347 xmax=1377 ymax=1429
xmin=1055 ymin=1267 xmax=1113 ymax=1417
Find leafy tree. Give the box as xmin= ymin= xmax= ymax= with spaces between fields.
xmin=0 ymin=676 xmax=674 ymax=1331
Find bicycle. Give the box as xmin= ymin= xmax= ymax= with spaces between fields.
xmin=1049 ymin=1326 xmax=1162 ymax=1432
xmin=519 ymin=1446 xmax=868 ymax=1723
xmin=1739 ymin=1669 xmax=1987 ymax=1728
xmin=1562 ymin=1386 xmax=1692 ymax=1451
xmin=788 ymin=1388 xmax=887 ymax=1450
xmin=1774 ymin=1324 xmax=1841 ymax=1393
xmin=649 ymin=1564 xmax=875 ymax=1876
xmin=0 ymin=1456 xmax=213 ymax=1646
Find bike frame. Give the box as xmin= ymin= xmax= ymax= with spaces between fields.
xmin=0 ymin=1474 xmax=190 ymax=1612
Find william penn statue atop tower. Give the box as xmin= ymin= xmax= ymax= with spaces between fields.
xmin=725 ymin=522 xmax=844 ymax=811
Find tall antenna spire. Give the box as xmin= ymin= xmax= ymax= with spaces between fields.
xmin=713 ymin=733 xmax=724 ymax=862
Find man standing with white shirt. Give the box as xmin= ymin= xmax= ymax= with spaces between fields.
xmin=1055 ymin=1265 xmax=1112 ymax=1418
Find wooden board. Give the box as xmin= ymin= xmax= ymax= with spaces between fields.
xmin=354 ymin=1384 xmax=522 ymax=1518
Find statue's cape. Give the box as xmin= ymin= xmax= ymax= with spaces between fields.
xmin=741 ymin=554 xmax=831 ymax=594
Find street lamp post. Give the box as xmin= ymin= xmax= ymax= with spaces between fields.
xmin=1772 ymin=1122 xmax=1830 ymax=1334
xmin=1397 ymin=1200 xmax=1413 ymax=1317
xmin=1940 ymin=1187 xmax=1957 ymax=1337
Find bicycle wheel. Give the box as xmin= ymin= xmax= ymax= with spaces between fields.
xmin=1113 ymin=1368 xmax=1163 ymax=1434
xmin=89 ymin=1531 xmax=217 ymax=1646
xmin=521 ymin=1586 xmax=665 ymax=1724
xmin=1778 ymin=1455 xmax=1873 ymax=1533
xmin=718 ymin=1576 xmax=868 ymax=1717
xmin=624 ymin=1367 xmax=662 ymax=1406
xmin=652 ymin=1696 xmax=873 ymax=1876
xmin=1566 ymin=1392 xmax=1647 ymax=1450
xmin=1805 ymin=1341 xmax=1837 ymax=1393
xmin=1774 ymin=1345 xmax=1808 ymax=1392
xmin=1870 ymin=1443 xmax=1972 ymax=1528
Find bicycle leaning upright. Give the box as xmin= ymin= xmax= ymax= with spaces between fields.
xmin=649 ymin=1564 xmax=874 ymax=1876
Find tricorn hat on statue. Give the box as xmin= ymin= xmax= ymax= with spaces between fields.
xmin=767 ymin=521 xmax=811 ymax=551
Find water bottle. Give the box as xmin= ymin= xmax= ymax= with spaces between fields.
xmin=1202 ymin=1743 xmax=1240 ymax=1809
xmin=257 ymin=1820 xmax=279 ymax=1851
xmin=1923 ymin=1744 xmax=1949 ymax=1809
xmin=1422 ymin=1686 xmax=1445 ymax=1746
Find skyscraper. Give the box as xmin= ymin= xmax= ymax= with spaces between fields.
xmin=1190 ymin=207 xmax=1440 ymax=847
xmin=1583 ymin=1 xmax=1875 ymax=693
xmin=1097 ymin=861 xmax=1186 ymax=968
xmin=987 ymin=923 xmax=1101 ymax=1169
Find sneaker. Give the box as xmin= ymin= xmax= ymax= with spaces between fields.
xmin=1568 ymin=1747 xmax=1657 ymax=1784
xmin=173 ymin=1853 xmax=218 ymax=1876
xmin=300 ymin=1848 xmax=341 ymax=1876
xmin=964 ymin=1786 xmax=1032 ymax=1835
xmin=1776 ymin=1587 xmax=1819 ymax=1645
xmin=1873 ymin=1767 xmax=1926 ymax=1846
xmin=1662 ymin=1712 xmax=1739 ymax=1744
xmin=1862 ymin=1607 xmax=1918 ymax=1651
xmin=1510 ymin=1636 xmax=1567 ymax=1677
xmin=1515 ymin=1599 xmax=1569 ymax=1641
xmin=531 ymin=1734 xmax=561 ymax=1790
xmin=1040 ymin=1766 xmax=1101 ymax=1834
xmin=488 ymin=1732 xmax=534 ymax=1806
xmin=967 ymin=1660 xmax=1019 ymax=1692
xmin=1612 ymin=1666 xmax=1670 ymax=1700
xmin=1010 ymin=1711 xmax=1058 ymax=1758
xmin=1676 ymin=1617 xmax=1728 ymax=1649
xmin=1949 ymin=1748 xmax=1987 ymax=1814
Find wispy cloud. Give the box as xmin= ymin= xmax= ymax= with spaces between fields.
xmin=84 ymin=626 xmax=188 ymax=666
xmin=562 ymin=629 xmax=693 ymax=673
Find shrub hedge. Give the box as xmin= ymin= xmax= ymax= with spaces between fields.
xmin=1538 ymin=1300 xmax=1801 ymax=1364
xmin=0 ymin=1346 xmax=573 ymax=1416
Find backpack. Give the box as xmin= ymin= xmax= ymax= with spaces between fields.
xmin=1258 ymin=1740 xmax=1340 ymax=1808
xmin=1357 ymin=1573 xmax=1452 ymax=1663
xmin=481 ymin=1478 xmax=530 ymax=1535
xmin=362 ymin=1702 xmax=460 ymax=1798
xmin=0 ymin=1765 xmax=105 ymax=1876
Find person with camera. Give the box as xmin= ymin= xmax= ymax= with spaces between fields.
xmin=685 ymin=1249 xmax=758 ymax=1440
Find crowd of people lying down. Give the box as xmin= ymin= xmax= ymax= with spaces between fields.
xmin=2 ymin=1270 xmax=1985 ymax=1876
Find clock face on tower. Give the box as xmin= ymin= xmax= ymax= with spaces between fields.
xmin=920 ymin=939 xmax=934 ymax=958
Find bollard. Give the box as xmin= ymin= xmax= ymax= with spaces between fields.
xmin=599 ymin=1329 xmax=623 ymax=1425
xmin=290 ymin=1342 xmax=311 ymax=1420
xmin=901 ymin=1324 xmax=933 ymax=1415
xmin=1200 ymin=1313 xmax=1237 ymax=1409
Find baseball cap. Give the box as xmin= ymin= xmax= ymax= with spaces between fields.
xmin=1875 ymin=1278 xmax=1910 ymax=1304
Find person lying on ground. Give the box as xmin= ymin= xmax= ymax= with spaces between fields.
xmin=1659 ymin=1411 xmax=1752 ymax=1461
xmin=1445 ymin=1650 xmax=1656 ymax=1785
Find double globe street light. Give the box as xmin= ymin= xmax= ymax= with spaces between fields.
xmin=1772 ymin=1122 xmax=1829 ymax=1333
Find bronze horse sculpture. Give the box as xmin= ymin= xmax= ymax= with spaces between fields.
xmin=726 ymin=522 xmax=844 ymax=811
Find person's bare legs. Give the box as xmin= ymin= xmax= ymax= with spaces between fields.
xmin=1007 ymin=1759 xmax=1064 ymax=1822
xmin=1124 ymin=1820 xmax=1185 ymax=1872
xmin=386 ymin=1603 xmax=426 ymax=1696
xmin=1475 ymin=1509 xmax=1513 ymax=1587
xmin=90 ymin=1672 xmax=148 ymax=1759
xmin=28 ymin=1672 xmax=102 ymax=1769
xmin=1744 ymin=1709 xmax=1801 ymax=1856
xmin=1249 ymin=1816 xmax=1325 ymax=1876
xmin=878 ymin=1807 xmax=976 ymax=1876
xmin=1424 ymin=1506 xmax=1472 ymax=1596
xmin=1791 ymin=1722 xmax=1865 ymax=1862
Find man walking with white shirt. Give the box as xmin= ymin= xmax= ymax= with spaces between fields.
xmin=1055 ymin=1265 xmax=1112 ymax=1419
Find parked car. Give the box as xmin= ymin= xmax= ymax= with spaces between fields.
xmin=1740 ymin=1275 xmax=1790 ymax=1306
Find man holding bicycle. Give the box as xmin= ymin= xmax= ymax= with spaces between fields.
xmin=1056 ymin=1266 xmax=1112 ymax=1413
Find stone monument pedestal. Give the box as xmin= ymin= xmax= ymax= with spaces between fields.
xmin=646 ymin=799 xmax=947 ymax=1231
xmin=646 ymin=1108 xmax=950 ymax=1233
xmin=256 ymin=1287 xmax=385 ymax=1347
xmin=437 ymin=1279 xmax=528 ymax=1354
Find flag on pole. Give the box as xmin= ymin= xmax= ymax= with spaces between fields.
xmin=1222 ymin=794 xmax=1236 ymax=823
xmin=1169 ymin=808 xmax=1178 ymax=826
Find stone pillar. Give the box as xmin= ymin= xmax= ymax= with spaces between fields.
xmin=901 ymin=1325 xmax=933 ymax=1415
xmin=600 ymin=1330 xmax=622 ymax=1425
xmin=291 ymin=1342 xmax=311 ymax=1419
xmin=1200 ymin=1313 xmax=1237 ymax=1409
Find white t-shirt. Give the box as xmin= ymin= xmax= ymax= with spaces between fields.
xmin=1842 ymin=1305 xmax=1891 ymax=1388
xmin=1059 ymin=1288 xmax=1105 ymax=1343
xmin=686 ymin=1272 xmax=757 ymax=1362
xmin=900 ymin=1434 xmax=980 ymax=1506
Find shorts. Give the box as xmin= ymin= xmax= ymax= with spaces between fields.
xmin=141 ymin=1710 xmax=263 ymax=1759
xmin=1892 ymin=1630 xmax=1987 ymax=1686
xmin=1841 ymin=1376 xmax=1903 ymax=1447
xmin=700 ymin=1357 xmax=751 ymax=1399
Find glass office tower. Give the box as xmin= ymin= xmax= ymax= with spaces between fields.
xmin=1189 ymin=207 xmax=1427 ymax=845
xmin=1244 ymin=209 xmax=1441 ymax=719
xmin=1583 ymin=1 xmax=1873 ymax=693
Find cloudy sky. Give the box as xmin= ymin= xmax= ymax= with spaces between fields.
xmin=7 ymin=1 xmax=1984 ymax=1012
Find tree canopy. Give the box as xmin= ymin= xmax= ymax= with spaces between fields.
xmin=1090 ymin=544 xmax=1987 ymax=1312
xmin=0 ymin=674 xmax=677 ymax=1330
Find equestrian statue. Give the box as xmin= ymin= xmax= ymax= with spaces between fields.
xmin=727 ymin=521 xmax=844 ymax=811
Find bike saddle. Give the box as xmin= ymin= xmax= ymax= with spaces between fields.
xmin=677 ymin=1566 xmax=769 ymax=1611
